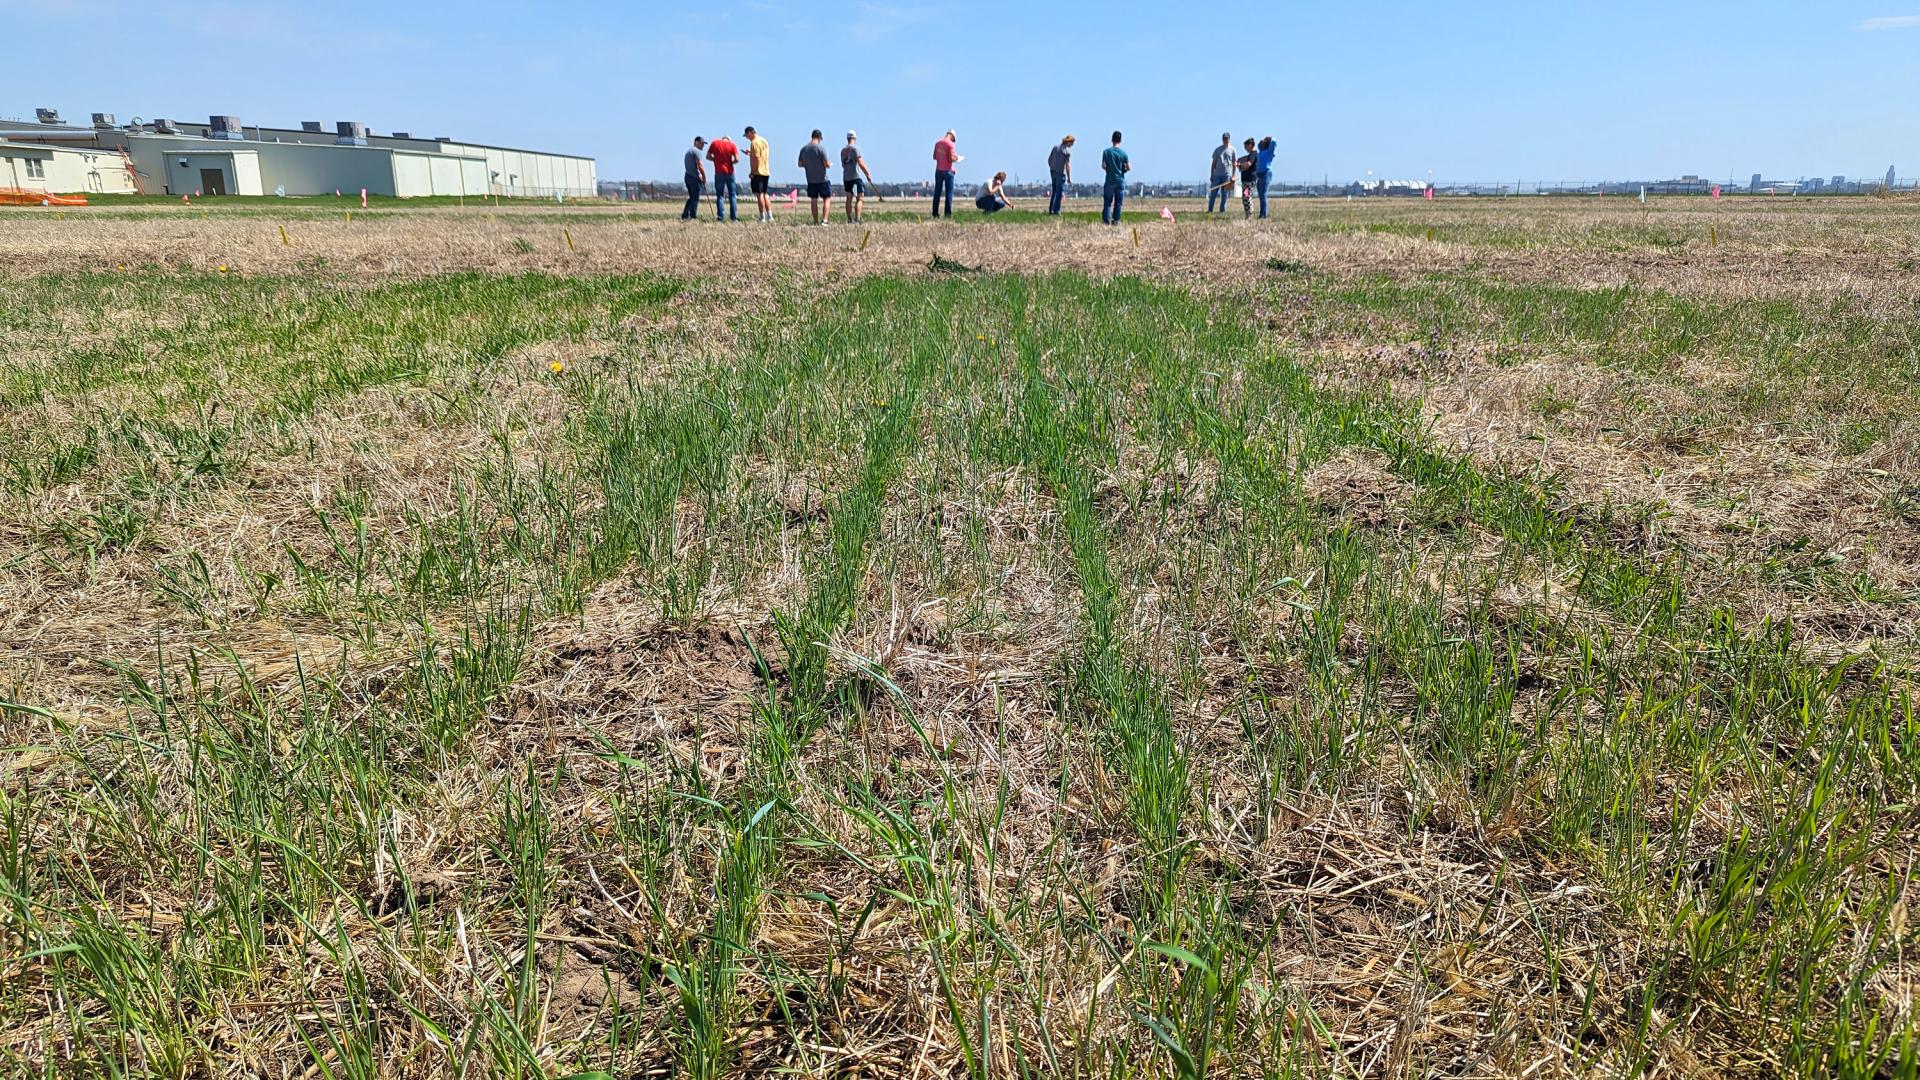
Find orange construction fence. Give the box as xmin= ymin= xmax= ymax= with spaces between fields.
xmin=0 ymin=188 xmax=89 ymax=207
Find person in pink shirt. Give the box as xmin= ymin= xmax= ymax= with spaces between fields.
xmin=931 ymin=129 xmax=962 ymax=218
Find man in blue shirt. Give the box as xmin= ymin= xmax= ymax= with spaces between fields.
xmin=1255 ymin=136 xmax=1277 ymax=219
xmin=1100 ymin=130 xmax=1130 ymax=225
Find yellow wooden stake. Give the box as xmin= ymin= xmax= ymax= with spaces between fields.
xmin=859 ymin=228 xmax=871 ymax=251
xmin=1426 ymin=227 xmax=1434 ymax=242
xmin=344 ymin=211 xmax=351 ymax=223
xmin=1132 ymin=226 xmax=1139 ymax=247
xmin=1710 ymin=226 xmax=1717 ymax=247
xmin=279 ymin=225 xmax=291 ymax=247
xmin=564 ymin=228 xmax=576 ymax=252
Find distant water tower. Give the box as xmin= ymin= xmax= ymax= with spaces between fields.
xmin=1888 ymin=165 xmax=1899 ymax=188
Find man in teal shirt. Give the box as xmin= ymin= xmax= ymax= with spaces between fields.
xmin=1100 ymin=130 xmax=1130 ymax=225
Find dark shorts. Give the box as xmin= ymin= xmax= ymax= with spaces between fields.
xmin=807 ymin=180 xmax=832 ymax=199
xmin=843 ymin=177 xmax=865 ymax=194
xmin=749 ymin=174 xmax=770 ymax=195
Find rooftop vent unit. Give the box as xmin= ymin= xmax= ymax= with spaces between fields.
xmin=91 ymin=112 xmax=116 ymax=129
xmin=300 ymin=121 xmax=323 ymax=133
xmin=208 ymin=115 xmax=245 ymax=140
xmin=434 ymin=136 xmax=451 ymax=142
xmin=391 ymin=131 xmax=411 ymax=139
xmin=335 ymin=121 xmax=367 ymax=146
xmin=154 ymin=118 xmax=179 ymax=135
xmin=34 ymin=107 xmax=62 ymax=125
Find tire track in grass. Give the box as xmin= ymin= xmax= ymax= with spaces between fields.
xmin=660 ymin=283 xmax=935 ymax=1079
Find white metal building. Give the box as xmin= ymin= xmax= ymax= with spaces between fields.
xmin=0 ymin=110 xmax=595 ymax=199
xmin=0 ymin=140 xmax=140 ymax=195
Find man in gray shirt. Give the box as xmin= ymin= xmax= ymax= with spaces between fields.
xmin=840 ymin=130 xmax=875 ymax=224
xmin=1047 ymin=134 xmax=1075 ymax=214
xmin=797 ymin=129 xmax=833 ymax=225
xmin=1208 ymin=133 xmax=1235 ymax=217
xmin=682 ymin=136 xmax=707 ymax=220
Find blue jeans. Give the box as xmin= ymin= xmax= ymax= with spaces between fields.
xmin=1101 ymin=180 xmax=1124 ymax=224
xmin=1048 ymin=171 xmax=1066 ymax=214
xmin=713 ymin=174 xmax=738 ymax=220
xmin=1257 ymin=171 xmax=1271 ymax=218
xmin=1207 ymin=175 xmax=1230 ymax=214
xmin=682 ymin=178 xmax=703 ymax=219
xmin=932 ymin=170 xmax=954 ymax=217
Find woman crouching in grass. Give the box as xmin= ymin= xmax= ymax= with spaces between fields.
xmin=975 ymin=172 xmax=1011 ymax=214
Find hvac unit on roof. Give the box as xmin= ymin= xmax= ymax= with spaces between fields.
xmin=335 ymin=121 xmax=367 ymax=145
xmin=35 ymin=107 xmax=62 ymax=124
xmin=91 ymin=113 xmax=116 ymax=129
xmin=208 ymin=115 xmax=245 ymax=140
xmin=392 ymin=132 xmax=411 ymax=139
xmin=301 ymin=121 xmax=323 ymax=133
xmin=155 ymin=118 xmax=179 ymax=134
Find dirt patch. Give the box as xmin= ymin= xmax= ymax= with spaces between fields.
xmin=1303 ymin=447 xmax=1414 ymax=529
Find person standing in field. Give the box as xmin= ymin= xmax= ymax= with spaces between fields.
xmin=1047 ymin=135 xmax=1075 ymax=215
xmin=745 ymin=125 xmax=774 ymax=222
xmin=798 ymin=129 xmax=833 ymax=226
xmin=931 ymin=130 xmax=960 ymax=218
xmin=1100 ymin=130 xmax=1129 ymax=225
xmin=841 ymin=131 xmax=874 ymax=224
xmin=1236 ymin=137 xmax=1257 ymax=218
xmin=974 ymin=171 xmax=1010 ymax=214
xmin=1255 ymin=136 xmax=1277 ymax=218
xmin=1207 ymin=132 xmax=1235 ymax=217
xmin=707 ymin=132 xmax=740 ymax=221
xmin=683 ymin=136 xmax=708 ymax=220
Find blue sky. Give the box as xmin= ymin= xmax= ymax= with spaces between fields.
xmin=5 ymin=1 xmax=1917 ymax=184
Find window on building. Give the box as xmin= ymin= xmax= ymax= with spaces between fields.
xmin=24 ymin=159 xmax=45 ymax=179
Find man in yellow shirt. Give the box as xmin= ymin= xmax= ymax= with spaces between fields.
xmin=745 ymin=125 xmax=774 ymax=222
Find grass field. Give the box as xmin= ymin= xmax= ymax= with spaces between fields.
xmin=1 ymin=195 xmax=1916 ymax=1078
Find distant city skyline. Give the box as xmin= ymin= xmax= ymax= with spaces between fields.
xmin=6 ymin=1 xmax=1917 ymax=185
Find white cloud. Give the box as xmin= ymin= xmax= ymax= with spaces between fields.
xmin=1856 ymin=14 xmax=1920 ymax=28
xmin=846 ymin=3 xmax=934 ymax=41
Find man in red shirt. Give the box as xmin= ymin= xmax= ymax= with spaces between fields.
xmin=706 ymin=134 xmax=740 ymax=221
xmin=931 ymin=129 xmax=961 ymax=218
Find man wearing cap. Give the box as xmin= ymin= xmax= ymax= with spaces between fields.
xmin=683 ymin=136 xmax=707 ymax=220
xmin=842 ymin=131 xmax=875 ymax=224
xmin=931 ymin=129 xmax=960 ymax=218
xmin=745 ymin=125 xmax=773 ymax=222
xmin=1047 ymin=135 xmax=1075 ymax=215
xmin=1207 ymin=133 xmax=1235 ymax=217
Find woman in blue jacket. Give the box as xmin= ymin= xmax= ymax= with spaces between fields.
xmin=1255 ymin=137 xmax=1277 ymax=219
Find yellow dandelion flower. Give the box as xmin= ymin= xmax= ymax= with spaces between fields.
xmin=975 ymin=334 xmax=986 ymax=341
xmin=217 ymin=264 xmax=229 ymax=273
xmin=549 ymin=361 xmax=567 ymax=374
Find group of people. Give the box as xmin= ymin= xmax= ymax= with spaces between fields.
xmin=682 ymin=126 xmax=877 ymax=225
xmin=1209 ymin=133 xmax=1279 ymax=218
xmin=678 ymin=125 xmax=1267 ymax=225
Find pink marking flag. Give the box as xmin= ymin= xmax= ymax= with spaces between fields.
xmin=1423 ymin=186 xmax=1435 ymax=200
xmin=181 ymin=194 xmax=190 ymax=205
xmin=360 ymin=188 xmax=368 ymax=209
xmin=195 ymin=188 xmax=202 ymax=198
xmin=1159 ymin=206 xmax=1175 ymax=222
xmin=1711 ymin=184 xmax=1722 ymax=200
xmin=786 ymin=189 xmax=799 ymax=205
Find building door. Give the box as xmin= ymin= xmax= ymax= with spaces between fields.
xmin=199 ymin=168 xmax=227 ymax=196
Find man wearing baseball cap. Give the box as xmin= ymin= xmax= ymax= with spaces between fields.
xmin=841 ymin=131 xmax=875 ymax=224
xmin=931 ymin=129 xmax=961 ymax=218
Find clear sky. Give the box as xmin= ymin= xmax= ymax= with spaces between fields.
xmin=5 ymin=1 xmax=1916 ymax=185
